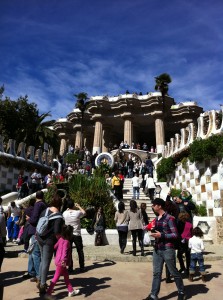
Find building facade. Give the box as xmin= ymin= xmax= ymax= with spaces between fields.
xmin=54 ymin=92 xmax=203 ymax=155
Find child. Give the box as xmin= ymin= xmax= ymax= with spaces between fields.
xmin=44 ymin=225 xmax=80 ymax=300
xmin=188 ymin=226 xmax=206 ymax=282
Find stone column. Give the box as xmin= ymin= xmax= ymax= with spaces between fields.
xmin=59 ymin=134 xmax=67 ymax=156
xmin=102 ymin=126 xmax=111 ymax=152
xmin=155 ymin=117 xmax=165 ymax=153
xmin=123 ymin=118 xmax=133 ymax=146
xmin=93 ymin=120 xmax=103 ymax=154
xmin=74 ymin=125 xmax=82 ymax=149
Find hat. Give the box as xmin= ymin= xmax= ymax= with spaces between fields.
xmin=152 ymin=198 xmax=166 ymax=208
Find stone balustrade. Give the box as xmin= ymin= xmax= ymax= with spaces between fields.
xmin=163 ymin=108 xmax=223 ymax=158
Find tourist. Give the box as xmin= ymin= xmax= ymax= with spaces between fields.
xmin=7 ymin=201 xmax=21 ymax=242
xmin=20 ymin=176 xmax=30 ymax=198
xmin=92 ymin=207 xmax=106 ymax=246
xmin=111 ymin=170 xmax=122 ymax=200
xmin=142 ymin=142 xmax=148 ymax=151
xmin=174 ymin=195 xmax=195 ymax=221
xmin=188 ymin=227 xmax=206 ymax=282
xmin=145 ymin=156 xmax=154 ymax=177
xmin=179 ymin=190 xmax=192 ymax=202
xmin=114 ymin=201 xmax=129 ymax=254
xmin=63 ymin=199 xmax=86 ymax=273
xmin=30 ymin=169 xmax=42 ymax=193
xmin=127 ymin=158 xmax=134 ymax=178
xmin=142 ymin=198 xmax=186 ymax=300
xmin=145 ymin=174 xmax=156 ymax=201
xmin=44 ymin=225 xmax=80 ymax=300
xmin=36 ymin=194 xmax=64 ymax=294
xmin=128 ymin=200 xmax=144 ymax=256
xmin=16 ymin=174 xmax=24 ymax=199
xmin=22 ymin=191 xmax=47 ymax=282
xmin=122 ymin=141 xmax=129 ymax=149
xmin=118 ymin=169 xmax=124 ymax=200
xmin=141 ymin=203 xmax=149 ymax=226
xmin=132 ymin=172 xmax=140 ymax=200
xmin=140 ymin=162 xmax=147 ymax=190
xmin=177 ymin=212 xmax=192 ymax=275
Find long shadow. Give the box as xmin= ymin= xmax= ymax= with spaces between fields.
xmin=0 ymin=270 xmax=28 ymax=287
xmin=24 ymin=276 xmax=112 ymax=299
xmin=66 ymin=260 xmax=116 ymax=274
xmin=160 ymin=284 xmax=209 ymax=299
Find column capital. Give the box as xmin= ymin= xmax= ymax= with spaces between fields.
xmin=73 ymin=124 xmax=81 ymax=130
xmin=91 ymin=114 xmax=103 ymax=121
xmin=121 ymin=112 xmax=133 ymax=120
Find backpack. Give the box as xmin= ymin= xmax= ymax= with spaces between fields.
xmin=36 ymin=208 xmax=63 ymax=237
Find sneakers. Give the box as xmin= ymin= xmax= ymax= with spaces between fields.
xmin=68 ymin=289 xmax=80 ymax=297
xmin=178 ymin=293 xmax=187 ymax=300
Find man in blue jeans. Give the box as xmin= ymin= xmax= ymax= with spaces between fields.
xmin=143 ymin=198 xmax=187 ymax=300
xmin=22 ymin=191 xmax=47 ymax=282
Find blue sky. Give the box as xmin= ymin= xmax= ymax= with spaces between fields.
xmin=1 ymin=0 xmax=223 ymax=120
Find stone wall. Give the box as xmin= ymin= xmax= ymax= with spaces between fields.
xmin=216 ymin=217 xmax=223 ymax=244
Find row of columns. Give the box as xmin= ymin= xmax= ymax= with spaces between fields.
xmin=59 ymin=116 xmax=166 ymax=156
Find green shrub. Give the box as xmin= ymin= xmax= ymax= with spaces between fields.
xmin=157 ymin=157 xmax=175 ymax=181
xmin=68 ymin=173 xmax=116 ymax=229
xmin=189 ymin=134 xmax=223 ymax=163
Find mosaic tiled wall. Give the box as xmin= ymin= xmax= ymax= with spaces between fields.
xmin=0 ymin=165 xmax=32 ymax=192
xmin=169 ymin=157 xmax=223 ymax=217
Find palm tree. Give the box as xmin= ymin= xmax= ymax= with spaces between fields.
xmin=74 ymin=92 xmax=89 ymax=149
xmin=154 ymin=73 xmax=172 ymax=112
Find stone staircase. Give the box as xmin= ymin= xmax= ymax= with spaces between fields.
xmin=121 ymin=177 xmax=155 ymax=245
xmin=122 ymin=178 xmax=155 ymax=221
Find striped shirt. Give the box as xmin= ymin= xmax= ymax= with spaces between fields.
xmin=154 ymin=212 xmax=178 ymax=250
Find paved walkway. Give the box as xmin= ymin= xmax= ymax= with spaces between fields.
xmin=1 ymin=243 xmax=223 ymax=300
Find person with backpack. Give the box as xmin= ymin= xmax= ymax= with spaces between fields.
xmin=22 ymin=191 xmax=47 ymax=282
xmin=36 ymin=194 xmax=64 ymax=295
xmin=44 ymin=225 xmax=80 ymax=300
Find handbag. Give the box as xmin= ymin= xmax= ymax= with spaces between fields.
xmin=86 ymin=226 xmax=95 ymax=235
xmin=117 ymin=224 xmax=128 ymax=232
xmin=95 ymin=225 xmax=104 ymax=233
xmin=27 ymin=240 xmax=36 ymax=254
xmin=143 ymin=231 xmax=151 ymax=246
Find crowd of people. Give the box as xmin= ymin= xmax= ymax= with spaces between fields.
xmin=0 ymin=142 xmax=208 ymax=300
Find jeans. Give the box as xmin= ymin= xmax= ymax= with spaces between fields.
xmin=28 ymin=235 xmax=41 ymax=278
xmin=38 ymin=240 xmax=55 ymax=285
xmin=47 ymin=265 xmax=73 ymax=295
xmin=7 ymin=216 xmax=20 ymax=239
xmin=118 ymin=230 xmax=128 ymax=251
xmin=70 ymin=235 xmax=85 ymax=269
xmin=133 ymin=187 xmax=139 ymax=199
xmin=151 ymin=248 xmax=185 ymax=297
xmin=131 ymin=229 xmax=143 ymax=255
xmin=190 ymin=252 xmax=205 ymax=273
